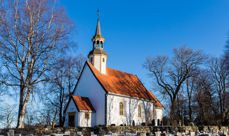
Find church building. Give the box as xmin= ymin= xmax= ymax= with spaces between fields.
xmin=64 ymin=14 xmax=164 ymax=127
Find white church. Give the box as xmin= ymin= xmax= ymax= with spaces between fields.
xmin=64 ymin=15 xmax=164 ymax=127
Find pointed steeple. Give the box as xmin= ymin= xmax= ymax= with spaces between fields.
xmin=95 ymin=17 xmax=102 ymax=36
xmin=91 ymin=9 xmax=105 ymax=48
xmin=88 ymin=9 xmax=108 ymax=75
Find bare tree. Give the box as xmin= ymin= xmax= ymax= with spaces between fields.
xmin=225 ymin=43 xmax=229 ymax=71
xmin=0 ymin=104 xmax=17 ymax=128
xmin=0 ymin=0 xmax=74 ymax=128
xmin=209 ymin=57 xmax=229 ymax=125
xmin=185 ymin=75 xmax=196 ymax=123
xmin=34 ymin=103 xmax=58 ymax=126
xmin=45 ymin=56 xmax=85 ymax=126
xmin=144 ymin=46 xmax=203 ymax=125
xmin=176 ymin=92 xmax=187 ymax=125
xmin=192 ymin=71 xmax=217 ymax=125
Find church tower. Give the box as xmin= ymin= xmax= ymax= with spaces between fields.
xmin=88 ymin=10 xmax=108 ymax=75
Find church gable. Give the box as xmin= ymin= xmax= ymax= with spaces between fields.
xmin=72 ymin=61 xmax=106 ymax=125
xmin=72 ymin=62 xmax=107 ymax=95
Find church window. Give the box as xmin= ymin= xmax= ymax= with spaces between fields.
xmin=103 ymin=58 xmax=105 ymax=62
xmin=138 ymin=104 xmax=141 ymax=117
xmin=85 ymin=112 xmax=90 ymax=120
xmin=120 ymin=102 xmax=124 ymax=116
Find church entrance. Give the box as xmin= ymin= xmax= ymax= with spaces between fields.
xmin=68 ymin=112 xmax=75 ymax=127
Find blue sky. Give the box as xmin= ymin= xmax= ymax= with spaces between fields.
xmin=60 ymin=0 xmax=229 ymax=90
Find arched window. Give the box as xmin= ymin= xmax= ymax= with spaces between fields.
xmin=120 ymin=102 xmax=124 ymax=116
xmin=102 ymin=58 xmax=105 ymax=62
xmin=138 ymin=104 xmax=141 ymax=117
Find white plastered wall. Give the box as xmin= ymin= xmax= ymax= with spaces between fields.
xmin=155 ymin=108 xmax=163 ymax=126
xmin=92 ymin=54 xmax=107 ymax=75
xmin=74 ymin=64 xmax=106 ymax=126
xmin=78 ymin=112 xmax=95 ymax=127
xmin=100 ymin=55 xmax=107 ymax=74
xmin=93 ymin=55 xmax=101 ymax=72
xmin=106 ymin=94 xmax=154 ymax=126
xmin=64 ymin=99 xmax=79 ymax=127
xmin=153 ymin=107 xmax=163 ymax=126
xmin=155 ymin=108 xmax=163 ymax=120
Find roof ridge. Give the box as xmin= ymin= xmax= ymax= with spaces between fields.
xmin=87 ymin=61 xmax=136 ymax=76
xmin=106 ymin=67 xmax=137 ymax=77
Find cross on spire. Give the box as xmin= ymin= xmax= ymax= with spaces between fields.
xmin=91 ymin=9 xmax=105 ymax=48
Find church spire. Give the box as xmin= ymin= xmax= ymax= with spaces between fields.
xmin=88 ymin=9 xmax=108 ymax=75
xmin=95 ymin=10 xmax=102 ymax=36
xmin=91 ymin=9 xmax=105 ymax=48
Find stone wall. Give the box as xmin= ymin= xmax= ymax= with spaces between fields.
xmin=0 ymin=126 xmax=228 ymax=136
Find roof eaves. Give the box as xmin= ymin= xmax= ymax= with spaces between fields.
xmin=108 ymin=92 xmax=153 ymax=102
xmin=79 ymin=110 xmax=96 ymax=112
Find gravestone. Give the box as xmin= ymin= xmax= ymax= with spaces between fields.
xmin=7 ymin=130 xmax=14 ymax=136
xmin=176 ymin=132 xmax=181 ymax=136
xmin=155 ymin=131 xmax=161 ymax=136
xmin=76 ymin=132 xmax=82 ymax=136
xmin=111 ymin=133 xmax=117 ymax=136
xmin=165 ymin=134 xmax=173 ymax=136
xmin=64 ymin=131 xmax=70 ymax=135
xmin=190 ymin=132 xmax=195 ymax=136
xmin=185 ymin=130 xmax=189 ymax=135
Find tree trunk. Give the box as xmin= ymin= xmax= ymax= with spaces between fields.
xmin=188 ymin=101 xmax=192 ymax=121
xmin=222 ymin=87 xmax=226 ymax=124
xmin=170 ymin=98 xmax=177 ymax=125
xmin=186 ymin=80 xmax=193 ymax=122
xmin=17 ymin=86 xmax=30 ymax=128
xmin=7 ymin=114 xmax=10 ymax=128
xmin=59 ymin=102 xmax=63 ymax=126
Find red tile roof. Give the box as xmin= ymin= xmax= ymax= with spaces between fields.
xmin=72 ymin=96 xmax=95 ymax=111
xmin=87 ymin=61 xmax=154 ymax=100
xmin=147 ymin=91 xmax=164 ymax=108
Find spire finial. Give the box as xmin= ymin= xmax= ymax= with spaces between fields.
xmin=91 ymin=9 xmax=105 ymax=48
xmin=97 ymin=9 xmax=100 ymax=18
